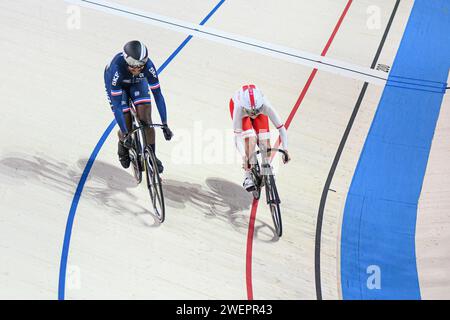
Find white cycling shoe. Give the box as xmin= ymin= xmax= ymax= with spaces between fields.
xmin=243 ymin=177 xmax=256 ymax=192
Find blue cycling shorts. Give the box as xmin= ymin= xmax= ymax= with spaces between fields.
xmin=105 ymin=79 xmax=152 ymax=113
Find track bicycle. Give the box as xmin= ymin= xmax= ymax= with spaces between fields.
xmin=125 ymin=101 xmax=166 ymax=223
xmin=248 ymin=148 xmax=288 ymax=237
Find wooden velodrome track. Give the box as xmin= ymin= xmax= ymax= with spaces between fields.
xmin=0 ymin=0 xmax=448 ymax=299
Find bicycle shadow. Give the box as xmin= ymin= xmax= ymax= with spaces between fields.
xmin=0 ymin=153 xmax=279 ymax=240
xmin=162 ymin=177 xmax=279 ymax=242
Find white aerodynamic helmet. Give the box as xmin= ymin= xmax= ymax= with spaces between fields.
xmin=240 ymin=85 xmax=264 ymax=116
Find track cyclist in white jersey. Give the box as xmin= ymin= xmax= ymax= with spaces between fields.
xmin=229 ymin=84 xmax=291 ymax=191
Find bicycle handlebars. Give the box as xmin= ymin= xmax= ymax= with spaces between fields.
xmin=124 ymin=123 xmax=165 ymax=140
xmin=250 ymin=148 xmax=288 ymax=159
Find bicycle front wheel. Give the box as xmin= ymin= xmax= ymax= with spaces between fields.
xmin=265 ymin=174 xmax=282 ymax=237
xmin=144 ymin=146 xmax=165 ymax=223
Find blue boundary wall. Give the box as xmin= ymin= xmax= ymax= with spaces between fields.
xmin=341 ymin=0 xmax=450 ymax=299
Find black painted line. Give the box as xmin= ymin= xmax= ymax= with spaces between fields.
xmin=314 ymin=0 xmax=401 ymax=300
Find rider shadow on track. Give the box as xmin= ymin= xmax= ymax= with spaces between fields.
xmin=0 ymin=154 xmax=160 ymax=226
xmin=0 ymin=154 xmax=278 ymax=240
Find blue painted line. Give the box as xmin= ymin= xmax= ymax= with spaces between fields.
xmin=341 ymin=0 xmax=450 ymax=299
xmin=58 ymin=120 xmax=116 ymax=300
xmin=58 ymin=0 xmax=226 ymax=300
xmin=159 ymin=0 xmax=226 ymax=73
xmin=199 ymin=0 xmax=226 ymax=25
xmin=158 ymin=36 xmax=192 ymax=73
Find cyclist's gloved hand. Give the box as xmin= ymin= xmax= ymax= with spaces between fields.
xmin=162 ymin=124 xmax=173 ymax=141
xmin=282 ymin=150 xmax=291 ymax=164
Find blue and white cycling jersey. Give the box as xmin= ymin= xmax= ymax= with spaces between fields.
xmin=104 ymin=53 xmax=167 ymax=132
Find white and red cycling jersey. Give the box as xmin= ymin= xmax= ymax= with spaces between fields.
xmin=229 ymin=85 xmax=288 ymax=157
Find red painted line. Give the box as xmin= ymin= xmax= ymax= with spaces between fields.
xmin=321 ymin=0 xmax=353 ymax=57
xmin=245 ymin=0 xmax=353 ymax=300
xmin=245 ymin=198 xmax=259 ymax=300
xmin=285 ymin=69 xmax=318 ymax=130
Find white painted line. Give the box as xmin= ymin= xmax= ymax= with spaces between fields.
xmin=66 ymin=0 xmax=389 ymax=86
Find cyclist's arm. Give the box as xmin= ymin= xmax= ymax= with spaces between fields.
xmin=261 ymin=97 xmax=288 ymax=150
xmin=108 ymin=67 xmax=129 ymax=134
xmin=145 ymin=63 xmax=168 ymax=124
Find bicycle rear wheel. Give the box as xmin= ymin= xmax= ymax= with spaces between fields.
xmin=265 ymin=174 xmax=282 ymax=237
xmin=144 ymin=146 xmax=165 ymax=223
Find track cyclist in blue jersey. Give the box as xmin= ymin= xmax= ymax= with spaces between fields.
xmin=104 ymin=40 xmax=173 ymax=173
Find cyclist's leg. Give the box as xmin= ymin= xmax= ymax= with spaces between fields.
xmin=116 ymin=92 xmax=133 ymax=168
xmin=245 ymin=134 xmax=258 ymax=166
xmin=253 ymin=114 xmax=271 ymax=172
xmin=253 ymin=114 xmax=270 ymax=147
xmin=242 ymin=118 xmax=257 ymax=191
xmin=240 ymin=117 xmax=255 ymax=164
xmin=230 ymin=98 xmax=257 ymax=166
xmin=230 ymin=98 xmax=257 ymax=191
xmin=135 ymin=103 xmax=154 ymax=146
xmin=105 ymin=68 xmax=131 ymax=141
xmin=117 ymin=111 xmax=132 ymax=142
xmin=135 ymin=103 xmax=163 ymax=173
xmin=129 ymin=81 xmax=155 ymax=147
xmin=130 ymin=81 xmax=164 ymax=173
xmin=105 ymin=82 xmax=133 ymax=168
